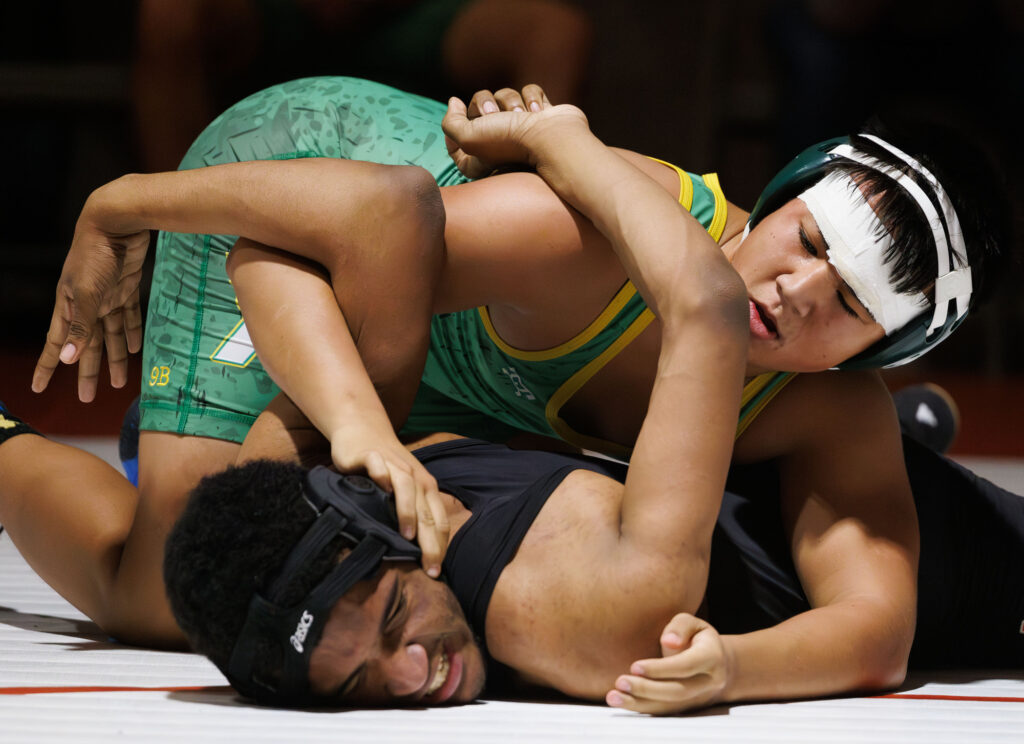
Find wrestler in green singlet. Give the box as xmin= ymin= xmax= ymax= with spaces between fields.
xmin=141 ymin=76 xmax=790 ymax=451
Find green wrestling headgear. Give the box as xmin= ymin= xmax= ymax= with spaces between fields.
xmin=747 ymin=135 xmax=972 ymax=369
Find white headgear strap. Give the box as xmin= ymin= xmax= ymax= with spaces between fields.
xmin=830 ymin=137 xmax=971 ymax=335
xmin=798 ymin=172 xmax=928 ymax=335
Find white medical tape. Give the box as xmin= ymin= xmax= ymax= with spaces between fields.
xmin=831 ymin=140 xmax=971 ymax=335
xmin=798 ymin=172 xmax=928 ymax=334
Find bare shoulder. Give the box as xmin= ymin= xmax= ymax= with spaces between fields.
xmin=609 ymin=148 xmax=683 ymax=196
xmin=735 ymin=370 xmax=898 ymax=463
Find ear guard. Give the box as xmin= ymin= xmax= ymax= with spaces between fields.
xmin=224 ymin=468 xmax=420 ymax=706
xmin=748 ymin=135 xmax=971 ymax=369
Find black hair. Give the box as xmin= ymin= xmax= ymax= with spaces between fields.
xmin=827 ymin=116 xmax=1011 ymax=309
xmin=163 ymin=460 xmax=350 ymax=677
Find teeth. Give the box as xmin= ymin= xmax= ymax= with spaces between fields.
xmin=425 ymin=653 xmax=449 ymax=696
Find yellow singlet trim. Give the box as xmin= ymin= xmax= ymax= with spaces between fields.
xmin=546 ymin=308 xmax=657 ymax=459
xmin=477 ymin=282 xmax=638 ymax=362
xmin=736 ymin=372 xmax=797 ymax=438
xmin=647 ymin=157 xmax=694 ymax=211
xmin=702 ymin=173 xmax=728 ymax=242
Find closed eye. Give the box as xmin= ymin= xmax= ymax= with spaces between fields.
xmin=836 ymin=290 xmax=861 ymax=320
xmin=799 ymin=227 xmax=819 ymax=257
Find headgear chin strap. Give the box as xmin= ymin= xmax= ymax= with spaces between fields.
xmin=225 ymin=468 xmax=420 ymax=706
xmin=747 ymin=132 xmax=972 ymax=369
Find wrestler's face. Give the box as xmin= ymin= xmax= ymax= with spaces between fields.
xmin=727 ymin=197 xmax=886 ymax=374
xmin=308 ymin=562 xmax=486 ymax=706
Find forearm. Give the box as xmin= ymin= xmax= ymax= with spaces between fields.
xmin=85 ymin=159 xmax=420 ymax=268
xmin=721 ymin=600 xmax=912 ymax=704
xmin=526 ymin=126 xmax=727 ymax=316
xmin=615 ymin=312 xmax=746 ymax=597
xmin=229 ymin=242 xmax=398 ymax=441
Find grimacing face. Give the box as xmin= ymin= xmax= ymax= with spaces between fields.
xmin=307 ymin=561 xmax=486 ymax=706
xmin=726 ymin=197 xmax=887 ymax=375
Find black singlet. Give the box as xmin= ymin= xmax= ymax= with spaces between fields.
xmin=415 ymin=439 xmax=627 ymax=645
xmin=710 ymin=435 xmax=1024 ymax=669
xmin=417 ymin=435 xmax=1024 ymax=673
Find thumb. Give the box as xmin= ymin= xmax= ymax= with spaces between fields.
xmin=660 ymin=613 xmax=703 ymax=657
xmin=441 ymin=97 xmax=469 ymax=140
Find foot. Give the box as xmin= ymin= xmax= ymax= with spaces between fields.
xmin=893 ymin=383 xmax=960 ymax=455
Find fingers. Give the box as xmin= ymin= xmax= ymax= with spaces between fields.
xmin=123 ymin=288 xmax=143 ymax=354
xmin=467 ymin=89 xmax=499 ymax=117
xmin=354 ymin=448 xmax=447 ymax=577
xmin=521 ymin=84 xmax=552 ymax=111
xmin=493 ymin=88 xmax=527 ymax=112
xmin=389 ymin=460 xmax=448 ymax=577
xmin=63 ymin=279 xmax=103 ymax=366
xmin=606 ymin=675 xmax=715 ymax=715
xmin=469 ymin=86 xmax=550 ymax=116
xmin=102 ymin=308 xmax=129 ymax=389
xmin=76 ymin=321 xmax=103 ymax=403
xmin=415 ymin=483 xmax=449 ymax=578
xmin=361 ymin=450 xmax=395 ymax=494
xmin=32 ymin=299 xmax=71 ymax=393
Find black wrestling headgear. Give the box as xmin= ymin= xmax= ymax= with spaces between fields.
xmin=224 ymin=467 xmax=420 ymax=706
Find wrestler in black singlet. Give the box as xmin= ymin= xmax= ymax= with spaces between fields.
xmin=416 ymin=437 xmax=1024 ymax=673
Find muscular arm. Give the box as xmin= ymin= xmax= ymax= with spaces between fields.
xmin=481 ymin=114 xmax=750 ymax=699
xmin=83 ymin=158 xmax=434 ymax=267
xmin=616 ymin=372 xmax=919 ymax=713
xmin=722 ymin=373 xmax=917 ymax=700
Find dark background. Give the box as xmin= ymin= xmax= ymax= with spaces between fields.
xmin=1 ymin=0 xmax=1021 ymax=451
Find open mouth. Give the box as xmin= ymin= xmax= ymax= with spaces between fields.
xmin=423 ymin=648 xmax=464 ymax=704
xmin=424 ymin=651 xmax=450 ymax=696
xmin=749 ymin=300 xmax=778 ymax=340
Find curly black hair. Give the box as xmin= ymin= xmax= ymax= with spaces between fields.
xmin=163 ymin=459 xmax=349 ymax=677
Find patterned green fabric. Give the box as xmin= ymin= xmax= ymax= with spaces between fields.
xmin=140 ymin=76 xmax=469 ymax=442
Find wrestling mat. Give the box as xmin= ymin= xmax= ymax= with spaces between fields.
xmin=3 ymin=438 xmax=1024 ymax=742
xmin=2 ymin=533 xmax=1023 ymax=743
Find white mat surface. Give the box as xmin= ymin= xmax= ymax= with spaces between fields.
xmin=2 ymin=533 xmax=1024 ymax=743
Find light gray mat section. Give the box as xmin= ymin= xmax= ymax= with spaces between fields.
xmin=2 ymin=533 xmax=1024 ymax=743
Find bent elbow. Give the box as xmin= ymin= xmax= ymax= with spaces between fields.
xmin=392 ymin=165 xmax=446 ymax=239
xmin=857 ymin=632 xmax=911 ymax=692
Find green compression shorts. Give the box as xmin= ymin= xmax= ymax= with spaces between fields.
xmin=140 ymin=76 xmax=470 ymax=442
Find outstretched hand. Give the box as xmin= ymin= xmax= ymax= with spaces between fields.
xmin=607 ymin=613 xmax=732 ymax=715
xmin=33 ymin=204 xmax=149 ymax=402
xmin=442 ymin=84 xmax=588 ymax=179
